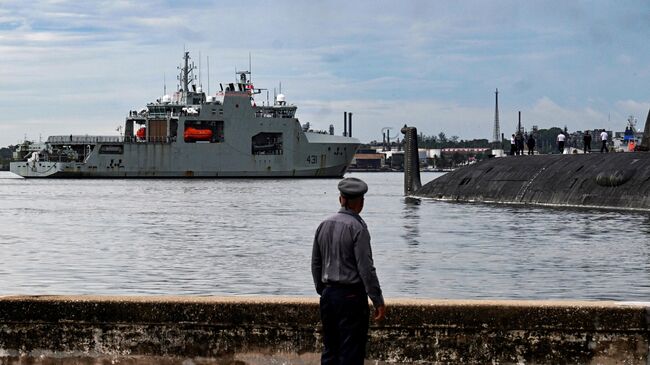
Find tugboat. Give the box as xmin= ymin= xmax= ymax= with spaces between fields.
xmin=10 ymin=52 xmax=359 ymax=178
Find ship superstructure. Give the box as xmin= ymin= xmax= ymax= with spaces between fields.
xmin=11 ymin=52 xmax=359 ymax=178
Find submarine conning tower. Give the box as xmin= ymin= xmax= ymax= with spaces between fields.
xmin=402 ymin=109 xmax=650 ymax=211
xmin=401 ymin=125 xmax=422 ymax=195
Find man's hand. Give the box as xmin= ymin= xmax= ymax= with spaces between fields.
xmin=373 ymin=304 xmax=386 ymax=322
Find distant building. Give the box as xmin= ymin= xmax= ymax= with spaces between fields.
xmin=353 ymin=146 xmax=493 ymax=170
xmin=390 ymin=152 xmax=405 ymax=169
xmin=351 ymin=153 xmax=384 ymax=169
xmin=426 ymin=149 xmax=442 ymax=159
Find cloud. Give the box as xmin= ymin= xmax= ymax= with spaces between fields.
xmin=527 ymin=97 xmax=606 ymax=129
xmin=1 ymin=0 xmax=650 ymax=147
xmin=298 ymin=98 xmax=495 ymax=142
xmin=615 ymin=100 xmax=650 ymax=123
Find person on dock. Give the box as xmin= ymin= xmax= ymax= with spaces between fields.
xmin=526 ymin=134 xmax=536 ymax=155
xmin=557 ymin=132 xmax=566 ymax=154
xmin=515 ymin=132 xmax=524 ymax=155
xmin=600 ymin=129 xmax=609 ymax=153
xmin=510 ymin=134 xmax=516 ymax=156
xmin=312 ymin=177 xmax=386 ymax=365
xmin=583 ymin=131 xmax=592 ymax=153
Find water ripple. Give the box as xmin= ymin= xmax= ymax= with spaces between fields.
xmin=1 ymin=171 xmax=649 ymax=300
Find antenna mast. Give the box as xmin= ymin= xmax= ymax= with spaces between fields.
xmin=178 ymin=51 xmax=196 ymax=92
xmin=493 ymin=88 xmax=500 ymax=143
xmin=207 ymin=56 xmax=210 ymax=95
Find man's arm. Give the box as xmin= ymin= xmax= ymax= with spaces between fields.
xmin=353 ymin=228 xmax=384 ymax=309
xmin=374 ymin=304 xmax=386 ymax=321
xmin=311 ymin=226 xmax=324 ymax=295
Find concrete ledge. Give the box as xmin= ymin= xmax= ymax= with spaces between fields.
xmin=0 ymin=296 xmax=648 ymax=364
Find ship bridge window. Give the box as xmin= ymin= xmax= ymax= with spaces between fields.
xmin=99 ymin=145 xmax=124 ymax=154
xmin=252 ymin=132 xmax=283 ymax=155
xmin=148 ymin=105 xmax=170 ymax=117
xmin=184 ymin=120 xmax=224 ymax=143
xmin=254 ymin=106 xmax=296 ymax=119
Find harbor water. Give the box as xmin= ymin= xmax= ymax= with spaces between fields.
xmin=1 ymin=171 xmax=649 ymax=300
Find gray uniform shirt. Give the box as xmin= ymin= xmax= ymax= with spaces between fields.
xmin=311 ymin=207 xmax=384 ymax=307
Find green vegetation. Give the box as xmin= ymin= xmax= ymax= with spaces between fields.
xmin=531 ymin=127 xmax=566 ymax=154
xmin=417 ymin=133 xmax=490 ymax=149
xmin=364 ymin=126 xmax=585 ymax=169
xmin=419 ymin=126 xmax=578 ymax=155
xmin=0 ymin=146 xmax=14 ymax=171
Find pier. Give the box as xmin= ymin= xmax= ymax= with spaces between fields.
xmin=0 ymin=295 xmax=648 ymax=364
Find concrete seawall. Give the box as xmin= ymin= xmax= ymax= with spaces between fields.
xmin=0 ymin=296 xmax=649 ymax=364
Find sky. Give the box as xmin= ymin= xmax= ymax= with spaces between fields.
xmin=0 ymin=0 xmax=649 ymax=147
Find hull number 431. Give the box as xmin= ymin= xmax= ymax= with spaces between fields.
xmin=306 ymin=155 xmax=318 ymax=164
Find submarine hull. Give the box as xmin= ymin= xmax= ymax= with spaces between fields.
xmin=415 ymin=153 xmax=650 ymax=211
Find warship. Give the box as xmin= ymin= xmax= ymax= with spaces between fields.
xmin=10 ymin=52 xmax=359 ymax=178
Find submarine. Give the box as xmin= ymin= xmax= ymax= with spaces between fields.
xmin=402 ymin=110 xmax=650 ymax=212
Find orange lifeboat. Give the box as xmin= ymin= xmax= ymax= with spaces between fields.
xmin=136 ymin=127 xmax=146 ymax=139
xmin=184 ymin=127 xmax=213 ymax=142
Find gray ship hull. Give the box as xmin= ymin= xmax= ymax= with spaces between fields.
xmin=10 ymin=133 xmax=358 ymax=178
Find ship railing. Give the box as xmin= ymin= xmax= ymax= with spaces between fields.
xmin=147 ymin=112 xmax=176 ymax=118
xmin=123 ymin=136 xmax=175 ymax=144
xmin=48 ymin=135 xmax=124 ymax=144
xmin=47 ymin=135 xmax=175 ymax=145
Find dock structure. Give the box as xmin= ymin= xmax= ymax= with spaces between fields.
xmin=0 ymin=295 xmax=649 ymax=364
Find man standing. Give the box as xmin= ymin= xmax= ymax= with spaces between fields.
xmin=600 ymin=129 xmax=609 ymax=153
xmin=583 ymin=131 xmax=592 ymax=153
xmin=312 ymin=177 xmax=386 ymax=365
xmin=526 ymin=134 xmax=536 ymax=155
xmin=515 ymin=132 xmax=524 ymax=155
xmin=557 ymin=132 xmax=566 ymax=154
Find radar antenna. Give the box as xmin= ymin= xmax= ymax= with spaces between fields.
xmin=177 ymin=51 xmax=197 ymax=92
xmin=627 ymin=115 xmax=638 ymax=133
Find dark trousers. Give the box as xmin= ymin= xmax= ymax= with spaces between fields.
xmin=584 ymin=142 xmax=591 ymax=153
xmin=558 ymin=141 xmax=565 ymax=153
xmin=600 ymin=141 xmax=608 ymax=153
xmin=320 ymin=285 xmax=369 ymax=365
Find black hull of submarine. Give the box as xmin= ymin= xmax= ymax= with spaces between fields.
xmin=414 ymin=153 xmax=650 ymax=211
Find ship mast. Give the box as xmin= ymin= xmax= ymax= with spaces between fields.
xmin=181 ymin=51 xmax=191 ymax=92
xmin=178 ymin=51 xmax=198 ymax=104
xmin=178 ymin=52 xmax=197 ymax=92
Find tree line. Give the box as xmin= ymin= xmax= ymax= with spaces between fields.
xmin=417 ymin=127 xmax=579 ymax=154
xmin=0 ymin=146 xmax=13 ymax=170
